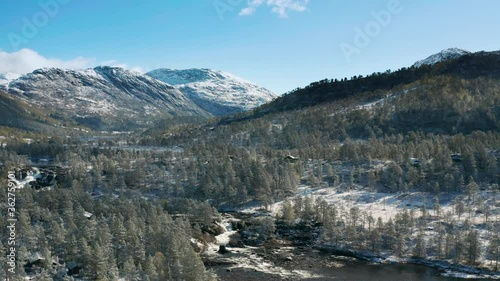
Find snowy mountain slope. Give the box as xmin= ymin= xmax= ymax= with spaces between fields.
xmin=6 ymin=67 xmax=209 ymax=129
xmin=147 ymin=68 xmax=276 ymax=116
xmin=413 ymin=48 xmax=471 ymax=67
xmin=0 ymin=72 xmax=20 ymax=91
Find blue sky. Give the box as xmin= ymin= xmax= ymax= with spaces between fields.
xmin=0 ymin=0 xmax=499 ymax=94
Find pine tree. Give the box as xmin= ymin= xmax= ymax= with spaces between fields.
xmin=465 ymin=230 xmax=481 ymax=265
xmin=281 ymin=201 xmax=295 ymax=226
xmin=0 ymin=243 xmax=6 ymax=280
xmin=144 ymin=256 xmax=160 ymax=281
xmin=486 ymin=154 xmax=498 ymax=181
xmin=369 ymin=229 xmax=382 ymax=254
xmin=325 ymin=163 xmax=334 ymax=182
xmin=434 ymin=225 xmax=445 ymax=259
xmin=16 ymin=245 xmax=28 ymax=279
xmin=91 ymin=243 xmax=109 ymax=281
xmin=151 ymin=252 xmax=168 ymax=280
xmin=466 ymin=176 xmax=479 ymax=203
xmin=123 ymin=256 xmax=138 ymax=281
xmin=487 ymin=234 xmax=500 ymax=270
xmin=413 ymin=232 xmax=426 ymax=258
xmin=453 ymin=230 xmax=464 ymax=264
xmin=111 ymin=215 xmax=128 ymax=268
xmin=77 ymin=237 xmax=92 ymax=268
xmin=455 ymin=199 xmax=465 ymax=221
xmin=432 ymin=195 xmax=440 ymax=217
xmin=48 ymin=221 xmax=65 ymax=259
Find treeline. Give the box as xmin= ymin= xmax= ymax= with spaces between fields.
xmin=280 ymin=196 xmax=500 ymax=268
xmin=258 ymin=51 xmax=500 ymax=114
xmin=300 ymin=131 xmax=499 ymax=194
xmin=144 ymin=77 xmax=499 ymax=196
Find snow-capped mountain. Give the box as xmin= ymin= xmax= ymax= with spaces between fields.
xmin=147 ymin=68 xmax=276 ymax=116
xmin=6 ymin=67 xmax=209 ymax=129
xmin=413 ymin=48 xmax=471 ymax=68
xmin=0 ymin=72 xmax=20 ymax=90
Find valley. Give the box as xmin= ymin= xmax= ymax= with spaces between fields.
xmin=0 ymin=48 xmax=499 ymax=281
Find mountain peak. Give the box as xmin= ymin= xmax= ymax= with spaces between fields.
xmin=147 ymin=68 xmax=275 ymax=116
xmin=6 ymin=67 xmax=208 ymax=130
xmin=2 ymin=72 xmax=22 ymax=80
xmin=147 ymin=68 xmax=244 ymax=86
xmin=413 ymin=48 xmax=471 ymax=68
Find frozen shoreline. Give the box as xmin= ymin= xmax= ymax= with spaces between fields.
xmin=315 ymin=243 xmax=500 ymax=279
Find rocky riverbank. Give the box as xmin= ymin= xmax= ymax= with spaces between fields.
xmin=201 ymin=212 xmax=500 ymax=280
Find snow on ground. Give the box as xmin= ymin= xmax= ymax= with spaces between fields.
xmin=221 ymin=246 xmax=319 ymax=278
xmin=147 ymin=68 xmax=275 ymax=115
xmin=356 ymin=96 xmax=389 ymax=110
xmin=356 ymin=87 xmax=419 ymax=111
xmin=442 ymin=271 xmax=500 ymax=279
xmin=240 ymin=185 xmax=422 ymax=221
xmin=206 ymin=220 xmax=238 ymax=254
xmin=242 ymin=184 xmax=499 ymax=225
xmin=238 ymin=184 xmax=500 ymax=273
xmin=12 ymin=167 xmax=41 ymax=189
xmin=208 ymin=245 xmax=326 ymax=279
xmin=204 ymin=217 xmax=325 ymax=279
xmin=328 ymin=86 xmax=419 ymax=117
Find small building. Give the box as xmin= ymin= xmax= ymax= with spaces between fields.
xmin=284 ymin=155 xmax=300 ymax=162
xmin=451 ymin=153 xmax=462 ymax=162
xmin=409 ymin=158 xmax=421 ymax=167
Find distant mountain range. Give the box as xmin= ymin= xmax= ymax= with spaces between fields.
xmin=147 ymin=68 xmax=276 ymax=116
xmin=5 ymin=67 xmax=208 ymax=130
xmin=0 ymin=48 xmax=494 ymax=132
xmin=0 ymin=66 xmax=275 ymax=130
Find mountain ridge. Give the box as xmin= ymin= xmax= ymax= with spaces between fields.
xmin=413 ymin=48 xmax=471 ymax=67
xmin=5 ymin=66 xmax=209 ymax=130
xmin=147 ymin=68 xmax=276 ymax=116
xmin=247 ymin=49 xmax=500 ymax=118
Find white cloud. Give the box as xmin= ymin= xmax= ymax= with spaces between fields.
xmin=0 ymin=49 xmax=94 ymax=75
xmin=239 ymin=0 xmax=309 ymax=18
xmin=100 ymin=60 xmax=145 ymax=73
xmin=0 ymin=49 xmax=144 ymax=76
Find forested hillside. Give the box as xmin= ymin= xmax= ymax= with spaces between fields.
xmin=0 ymin=91 xmax=67 ymax=133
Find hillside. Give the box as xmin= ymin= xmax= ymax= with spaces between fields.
xmin=6 ymin=67 xmax=210 ymax=130
xmin=413 ymin=48 xmax=471 ymax=67
xmin=0 ymin=90 xmax=67 ymax=132
xmin=147 ymin=68 xmax=276 ymax=116
xmin=252 ymin=50 xmax=500 ymax=116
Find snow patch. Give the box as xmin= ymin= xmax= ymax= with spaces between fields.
xmin=147 ymin=68 xmax=275 ymax=115
xmin=413 ymin=48 xmax=471 ymax=68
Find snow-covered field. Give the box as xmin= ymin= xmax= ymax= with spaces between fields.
xmin=238 ymin=184 xmax=500 ymax=276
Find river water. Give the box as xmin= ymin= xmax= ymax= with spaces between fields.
xmin=206 ymin=215 xmax=494 ymax=281
xmin=309 ymin=262 xmax=489 ymax=281
xmin=209 ymin=256 xmax=491 ymax=281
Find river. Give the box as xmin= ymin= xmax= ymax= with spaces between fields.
xmin=207 ymin=250 xmax=491 ymax=281
xmin=204 ymin=214 xmax=496 ymax=281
